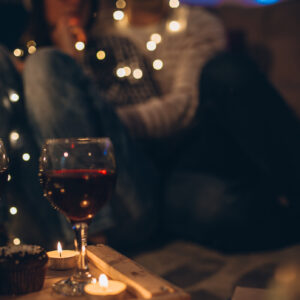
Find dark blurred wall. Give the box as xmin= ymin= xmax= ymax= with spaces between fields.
xmin=0 ymin=2 xmax=28 ymax=49
xmin=182 ymin=0 xmax=285 ymax=5
xmin=217 ymin=0 xmax=300 ymax=117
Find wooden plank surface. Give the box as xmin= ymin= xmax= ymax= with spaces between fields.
xmin=232 ymin=287 xmax=270 ymax=300
xmin=87 ymin=245 xmax=189 ymax=299
xmin=0 ymin=244 xmax=190 ymax=300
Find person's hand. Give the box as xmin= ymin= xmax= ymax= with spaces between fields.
xmin=51 ymin=16 xmax=87 ymax=61
xmin=12 ymin=58 xmax=25 ymax=74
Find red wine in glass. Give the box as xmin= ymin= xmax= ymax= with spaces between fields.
xmin=41 ymin=169 xmax=116 ymax=223
xmin=0 ymin=138 xmax=9 ymax=195
xmin=0 ymin=139 xmax=9 ymax=246
xmin=0 ymin=139 xmax=9 ymax=192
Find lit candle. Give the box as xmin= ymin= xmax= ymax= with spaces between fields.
xmin=47 ymin=242 xmax=78 ymax=270
xmin=84 ymin=274 xmax=127 ymax=299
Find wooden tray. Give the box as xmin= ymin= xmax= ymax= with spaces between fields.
xmin=232 ymin=287 xmax=269 ymax=300
xmin=0 ymin=244 xmax=190 ymax=300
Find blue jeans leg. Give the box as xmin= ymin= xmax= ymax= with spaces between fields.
xmin=0 ymin=46 xmax=22 ymax=137
xmin=0 ymin=46 xmax=65 ymax=249
xmin=23 ymin=48 xmax=161 ymax=247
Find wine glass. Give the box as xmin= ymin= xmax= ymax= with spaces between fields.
xmin=39 ymin=137 xmax=116 ymax=296
xmin=0 ymin=139 xmax=9 ymax=190
xmin=0 ymin=139 xmax=9 ymax=246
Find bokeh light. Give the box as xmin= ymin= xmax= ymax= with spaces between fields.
xmin=113 ymin=10 xmax=125 ymax=21
xmin=153 ymin=59 xmax=164 ymax=70
xmin=133 ymin=69 xmax=143 ymax=79
xmin=75 ymin=41 xmax=85 ymax=51
xmin=96 ymin=50 xmax=106 ymax=60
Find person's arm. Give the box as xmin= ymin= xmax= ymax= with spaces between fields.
xmin=117 ymin=8 xmax=226 ymax=138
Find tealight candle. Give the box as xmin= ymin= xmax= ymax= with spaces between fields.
xmin=84 ymin=274 xmax=127 ymax=300
xmin=47 ymin=242 xmax=78 ymax=270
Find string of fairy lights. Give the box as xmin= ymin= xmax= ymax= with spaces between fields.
xmin=111 ymin=0 xmax=183 ymax=78
xmin=6 ymin=0 xmax=184 ymax=246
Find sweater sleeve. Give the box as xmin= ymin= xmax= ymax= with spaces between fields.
xmin=116 ymin=8 xmax=226 ymax=138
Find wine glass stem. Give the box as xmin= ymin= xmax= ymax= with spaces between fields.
xmin=72 ymin=223 xmax=91 ymax=280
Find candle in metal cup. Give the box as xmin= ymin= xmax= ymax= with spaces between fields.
xmin=47 ymin=242 xmax=78 ymax=270
xmin=84 ymin=274 xmax=127 ymax=299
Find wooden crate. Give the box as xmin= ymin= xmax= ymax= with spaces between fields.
xmin=0 ymin=244 xmax=190 ymax=300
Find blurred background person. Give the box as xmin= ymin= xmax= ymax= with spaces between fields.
xmin=0 ymin=0 xmax=299 ymax=252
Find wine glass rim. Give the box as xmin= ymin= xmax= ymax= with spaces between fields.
xmin=44 ymin=137 xmax=112 ymax=145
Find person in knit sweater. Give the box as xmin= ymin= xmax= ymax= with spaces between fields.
xmin=88 ymin=0 xmax=226 ymax=138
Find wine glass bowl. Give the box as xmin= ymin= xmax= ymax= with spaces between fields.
xmin=39 ymin=138 xmax=116 ymax=224
xmin=0 ymin=139 xmax=9 ymax=246
xmin=39 ymin=137 xmax=116 ymax=296
xmin=0 ymin=139 xmax=9 ymax=188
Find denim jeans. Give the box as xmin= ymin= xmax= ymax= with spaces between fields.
xmin=23 ymin=48 xmax=163 ymax=247
xmin=0 ymin=46 xmax=67 ymax=248
xmin=0 ymin=47 xmax=161 ymax=249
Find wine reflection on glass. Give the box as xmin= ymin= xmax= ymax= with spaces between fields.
xmin=0 ymin=139 xmax=9 ymax=192
xmin=39 ymin=137 xmax=116 ymax=296
xmin=0 ymin=139 xmax=9 ymax=246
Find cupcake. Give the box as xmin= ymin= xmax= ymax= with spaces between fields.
xmin=0 ymin=245 xmax=48 ymax=295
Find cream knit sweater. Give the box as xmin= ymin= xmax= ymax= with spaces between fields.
xmin=94 ymin=4 xmax=226 ymax=138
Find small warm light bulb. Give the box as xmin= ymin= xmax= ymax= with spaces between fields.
xmin=7 ymin=174 xmax=12 ymax=182
xmin=168 ymin=20 xmax=181 ymax=32
xmin=96 ymin=50 xmax=106 ymax=60
xmin=22 ymin=153 xmax=30 ymax=161
xmin=13 ymin=48 xmax=24 ymax=57
xmin=153 ymin=59 xmax=164 ymax=70
xmin=9 ymin=92 xmax=19 ymax=103
xmin=13 ymin=238 xmax=21 ymax=245
xmin=146 ymin=41 xmax=156 ymax=51
xmin=133 ymin=69 xmax=143 ymax=79
xmin=116 ymin=67 xmax=126 ymax=78
xmin=75 ymin=41 xmax=85 ymax=51
xmin=124 ymin=66 xmax=131 ymax=76
xmin=116 ymin=0 xmax=126 ymax=9
xmin=80 ymin=200 xmax=90 ymax=208
xmin=99 ymin=274 xmax=109 ymax=288
xmin=64 ymin=152 xmax=69 ymax=158
xmin=150 ymin=33 xmax=162 ymax=44
xmin=113 ymin=10 xmax=124 ymax=21
xmin=169 ymin=0 xmax=180 ymax=8
xmin=57 ymin=241 xmax=62 ymax=257
xmin=26 ymin=40 xmax=36 ymax=47
xmin=9 ymin=131 xmax=20 ymax=142
xmin=28 ymin=45 xmax=37 ymax=54
xmin=9 ymin=207 xmax=18 ymax=215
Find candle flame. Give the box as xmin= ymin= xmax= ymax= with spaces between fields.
xmin=57 ymin=241 xmax=62 ymax=257
xmin=99 ymin=274 xmax=109 ymax=288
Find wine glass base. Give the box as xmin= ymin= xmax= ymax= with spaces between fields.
xmin=71 ymin=270 xmax=93 ymax=282
xmin=52 ymin=276 xmax=93 ymax=296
